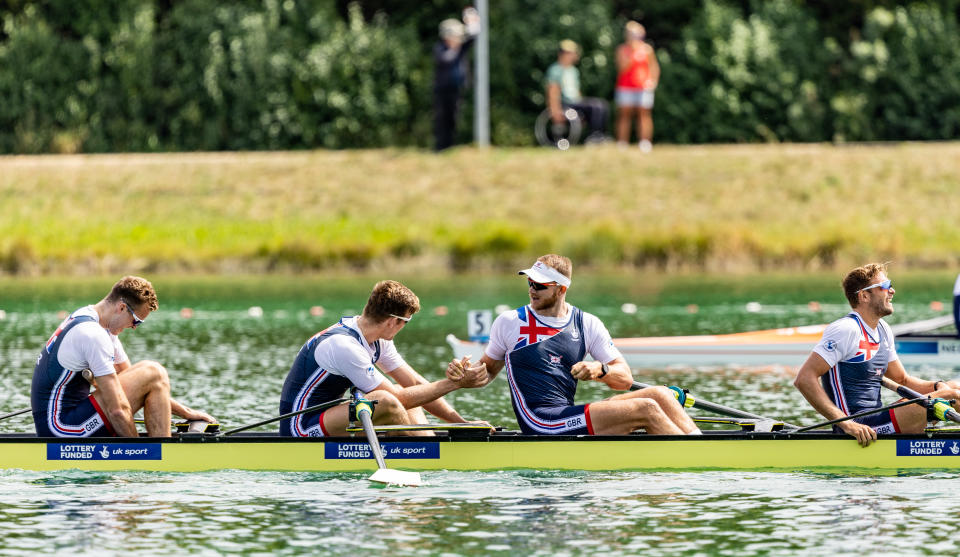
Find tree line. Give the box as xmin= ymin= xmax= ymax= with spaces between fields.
xmin=1 ymin=0 xmax=958 ymax=152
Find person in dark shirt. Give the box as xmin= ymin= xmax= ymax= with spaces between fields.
xmin=433 ymin=7 xmax=480 ymax=151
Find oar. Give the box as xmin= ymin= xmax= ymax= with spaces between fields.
xmin=221 ymin=397 xmax=350 ymax=436
xmin=631 ymin=380 xmax=800 ymax=428
xmin=0 ymin=407 xmax=31 ymax=422
xmin=882 ymin=377 xmax=960 ymax=423
xmin=791 ymin=397 xmax=928 ymax=433
xmin=350 ymin=389 xmax=423 ymax=487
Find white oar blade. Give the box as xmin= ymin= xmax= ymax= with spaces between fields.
xmin=369 ymin=468 xmax=423 ymax=487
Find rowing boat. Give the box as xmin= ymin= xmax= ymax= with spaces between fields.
xmin=4 ymin=427 xmax=960 ymax=473
xmin=447 ymin=314 xmax=960 ymax=368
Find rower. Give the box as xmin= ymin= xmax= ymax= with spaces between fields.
xmin=31 ymin=276 xmax=215 ymax=438
xmin=794 ymin=263 xmax=960 ymax=447
xmin=446 ymin=254 xmax=700 ymax=436
xmin=278 ymin=280 xmax=489 ymax=437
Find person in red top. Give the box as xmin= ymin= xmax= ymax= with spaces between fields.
xmin=615 ymin=21 xmax=660 ymax=152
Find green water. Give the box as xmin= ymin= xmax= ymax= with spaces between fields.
xmin=1 ymin=271 xmax=958 ymax=556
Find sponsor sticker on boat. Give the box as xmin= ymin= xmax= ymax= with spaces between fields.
xmin=47 ymin=443 xmax=162 ymax=460
xmin=896 ymin=440 xmax=960 ymax=456
xmin=325 ymin=442 xmax=439 ymax=460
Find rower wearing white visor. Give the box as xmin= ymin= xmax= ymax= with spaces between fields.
xmin=446 ymin=254 xmax=700 ymax=436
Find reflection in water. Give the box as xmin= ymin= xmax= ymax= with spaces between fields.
xmin=1 ymin=470 xmax=959 ymax=555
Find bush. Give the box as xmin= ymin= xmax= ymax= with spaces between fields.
xmin=1 ymin=0 xmax=960 ymax=151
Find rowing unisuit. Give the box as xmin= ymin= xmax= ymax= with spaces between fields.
xmin=485 ymin=304 xmax=621 ymax=435
xmin=814 ymin=311 xmax=900 ymax=433
xmin=278 ymin=316 xmax=405 ymax=436
xmin=31 ymin=306 xmax=124 ymax=437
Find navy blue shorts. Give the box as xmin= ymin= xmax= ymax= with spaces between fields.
xmin=514 ymin=403 xmax=594 ymax=435
xmin=832 ymin=408 xmax=900 ymax=435
xmin=34 ymin=395 xmax=115 ymax=438
xmin=281 ymin=409 xmax=331 ymax=437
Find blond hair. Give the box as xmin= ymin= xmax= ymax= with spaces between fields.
xmin=106 ymin=276 xmax=158 ymax=311
xmin=537 ymin=254 xmax=572 ymax=280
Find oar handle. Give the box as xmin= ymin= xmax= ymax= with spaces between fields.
xmin=882 ymin=377 xmax=960 ymax=424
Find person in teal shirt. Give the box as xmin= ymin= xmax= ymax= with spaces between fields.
xmin=545 ymin=40 xmax=609 ymax=143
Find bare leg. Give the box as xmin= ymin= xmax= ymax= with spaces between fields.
xmin=616 ymin=106 xmax=634 ymax=144
xmin=318 ymin=391 xmax=413 ymax=436
xmin=589 ymin=386 xmax=699 ymax=435
xmin=98 ymin=360 xmax=172 ymax=437
xmin=403 ymin=406 xmax=435 ymax=437
xmin=639 ymin=108 xmax=654 ymax=143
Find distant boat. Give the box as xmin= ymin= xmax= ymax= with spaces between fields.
xmin=447 ymin=314 xmax=960 ymax=368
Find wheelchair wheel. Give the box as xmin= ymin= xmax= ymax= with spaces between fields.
xmin=535 ymin=108 xmax=583 ymax=150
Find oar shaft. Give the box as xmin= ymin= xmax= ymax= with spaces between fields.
xmin=357 ymin=406 xmax=387 ymax=470
xmin=0 ymin=407 xmax=31 ymax=421
xmin=792 ymin=397 xmax=925 ymax=433
xmin=221 ymin=397 xmax=349 ymax=436
xmin=631 ymin=381 xmax=783 ymax=423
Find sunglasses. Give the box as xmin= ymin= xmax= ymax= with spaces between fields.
xmin=389 ymin=313 xmax=412 ymax=323
xmin=124 ymin=300 xmax=145 ymax=328
xmin=857 ymin=279 xmax=893 ymax=293
xmin=527 ymin=278 xmax=557 ymax=291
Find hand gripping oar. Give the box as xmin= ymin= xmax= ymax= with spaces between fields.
xmin=631 ymin=380 xmax=800 ymax=429
xmin=221 ymin=397 xmax=350 ymax=436
xmin=350 ymin=389 xmax=423 ymax=487
xmin=881 ymin=377 xmax=960 ymax=424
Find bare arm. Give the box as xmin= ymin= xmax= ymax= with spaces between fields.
xmin=387 ymin=363 xmax=465 ymax=422
xmin=448 ymin=354 xmax=504 ymax=386
xmin=117 ymin=359 xmax=214 ymax=422
xmin=794 ymin=352 xmax=876 ymax=446
xmin=647 ymin=44 xmax=660 ymax=87
xmin=547 ymin=82 xmax=564 ymax=123
xmin=374 ymin=360 xmax=486 ymax=411
xmin=170 ymin=399 xmax=215 ymax=423
xmin=92 ymin=373 xmax=138 ymax=437
xmin=570 ymin=358 xmax=633 ymax=390
xmin=883 ymin=359 xmax=937 ymax=394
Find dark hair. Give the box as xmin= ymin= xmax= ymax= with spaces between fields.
xmin=841 ymin=263 xmax=887 ymax=307
xmin=106 ymin=276 xmax=158 ymax=311
xmin=361 ymin=280 xmax=420 ymax=322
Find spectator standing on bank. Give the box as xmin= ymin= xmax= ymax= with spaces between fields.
xmin=433 ymin=7 xmax=480 ymax=152
xmin=615 ymin=21 xmax=659 ymax=152
xmin=546 ymin=40 xmax=610 ymax=143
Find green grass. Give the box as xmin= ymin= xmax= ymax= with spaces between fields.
xmin=2 ymin=143 xmax=959 ymax=274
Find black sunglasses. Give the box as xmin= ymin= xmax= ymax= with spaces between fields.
xmin=527 ymin=278 xmax=555 ymax=291
xmin=123 ymin=300 xmax=145 ymax=328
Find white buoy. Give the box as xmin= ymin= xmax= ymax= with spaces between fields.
xmin=620 ymin=303 xmax=638 ymax=314
xmin=745 ymin=302 xmax=763 ymax=313
xmin=0 ymin=309 xmax=6 ymax=320
xmin=494 ymin=304 xmax=512 ymax=315
xmin=247 ymin=306 xmax=264 ymax=318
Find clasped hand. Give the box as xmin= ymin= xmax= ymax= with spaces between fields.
xmin=446 ymin=356 xmax=488 ymax=388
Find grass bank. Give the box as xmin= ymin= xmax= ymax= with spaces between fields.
xmin=1 ymin=143 xmax=958 ymax=275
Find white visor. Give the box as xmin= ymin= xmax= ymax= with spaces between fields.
xmin=518 ymin=261 xmax=571 ymax=287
